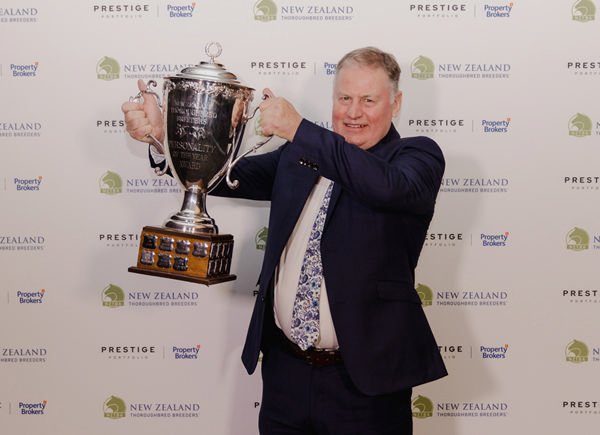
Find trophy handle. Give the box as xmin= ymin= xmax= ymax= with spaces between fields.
xmin=225 ymin=135 xmax=273 ymax=189
xmin=245 ymin=93 xmax=269 ymax=123
xmin=129 ymin=80 xmax=169 ymax=176
xmin=225 ymin=94 xmax=272 ymax=189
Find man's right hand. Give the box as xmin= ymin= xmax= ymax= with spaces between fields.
xmin=121 ymin=79 xmax=165 ymax=148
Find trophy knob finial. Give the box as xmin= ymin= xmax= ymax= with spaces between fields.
xmin=205 ymin=42 xmax=223 ymax=64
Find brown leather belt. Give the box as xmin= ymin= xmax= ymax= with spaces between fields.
xmin=276 ymin=329 xmax=343 ymax=367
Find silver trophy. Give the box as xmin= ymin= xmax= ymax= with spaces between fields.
xmin=128 ymin=42 xmax=270 ymax=285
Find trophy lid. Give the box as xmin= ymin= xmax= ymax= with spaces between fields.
xmin=172 ymin=42 xmax=250 ymax=88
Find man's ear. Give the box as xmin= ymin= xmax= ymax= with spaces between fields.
xmin=392 ymin=91 xmax=403 ymax=117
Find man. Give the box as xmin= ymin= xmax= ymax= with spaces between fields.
xmin=123 ymin=47 xmax=447 ymax=434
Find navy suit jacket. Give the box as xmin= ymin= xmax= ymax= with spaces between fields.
xmin=170 ymin=120 xmax=447 ymax=396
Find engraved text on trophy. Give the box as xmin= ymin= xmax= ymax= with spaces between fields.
xmin=166 ymin=87 xmax=233 ymax=191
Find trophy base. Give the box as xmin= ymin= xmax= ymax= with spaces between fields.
xmin=129 ymin=226 xmax=236 ymax=285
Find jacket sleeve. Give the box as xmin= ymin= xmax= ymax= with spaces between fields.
xmin=287 ymin=120 xmax=445 ymax=215
xmin=210 ymin=145 xmax=285 ymax=201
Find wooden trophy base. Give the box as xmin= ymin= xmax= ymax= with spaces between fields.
xmin=128 ymin=226 xmax=236 ymax=285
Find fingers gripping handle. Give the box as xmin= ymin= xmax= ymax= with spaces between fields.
xmin=129 ymin=80 xmax=169 ymax=176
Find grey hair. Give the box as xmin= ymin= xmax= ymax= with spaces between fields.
xmin=335 ymin=47 xmax=401 ymax=96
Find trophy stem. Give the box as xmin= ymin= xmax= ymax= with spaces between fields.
xmin=163 ymin=187 xmax=218 ymax=234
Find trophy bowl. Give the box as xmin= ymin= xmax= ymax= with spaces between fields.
xmin=128 ymin=42 xmax=267 ymax=285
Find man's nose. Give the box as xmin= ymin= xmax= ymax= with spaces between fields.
xmin=347 ymin=100 xmax=362 ymax=118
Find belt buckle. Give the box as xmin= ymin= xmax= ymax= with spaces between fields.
xmin=305 ymin=347 xmax=335 ymax=367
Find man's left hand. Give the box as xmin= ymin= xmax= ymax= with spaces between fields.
xmin=259 ymin=88 xmax=303 ymax=142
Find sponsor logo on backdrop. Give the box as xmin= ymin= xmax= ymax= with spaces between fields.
xmin=435 ymin=400 xmax=509 ymax=418
xmin=101 ymin=284 xmax=200 ymax=308
xmin=422 ymin=284 xmax=509 ymax=307
xmin=569 ymin=113 xmax=593 ymax=137
xmin=323 ymin=61 xmax=337 ymax=76
xmin=408 ymin=2 xmax=469 ymax=18
xmin=480 ymin=232 xmax=509 ymax=247
xmin=407 ymin=118 xmax=466 ymax=134
xmin=103 ymin=395 xmax=200 ymax=419
xmin=563 ymin=176 xmax=600 ymax=191
xmin=99 ymin=232 xmax=140 ymax=248
xmin=575 ymin=228 xmax=600 ymax=250
xmin=0 ymin=235 xmax=45 ymax=252
xmin=18 ymin=401 xmax=47 ymax=415
xmin=128 ymin=290 xmax=200 ymax=307
xmin=411 ymin=56 xmax=435 ymax=80
xmin=100 ymin=171 xmax=181 ymax=195
xmin=436 ymin=343 xmax=510 ymax=361
xmin=481 ymin=3 xmax=513 ymax=18
xmin=0 ymin=122 xmax=42 ymax=138
xmin=572 ymin=0 xmax=596 ymax=22
xmin=0 ymin=8 xmax=39 ymax=23
xmin=166 ymin=3 xmax=196 ymax=18
xmin=97 ymin=57 xmax=120 ymax=81
xmin=15 ymin=289 xmax=45 ymax=304
xmin=171 ymin=345 xmax=201 ymax=359
xmin=567 ymin=61 xmax=600 ymax=76
xmin=12 ymin=176 xmax=43 ymax=192
xmin=406 ymin=118 xmax=511 ymax=134
xmin=414 ymin=395 xmax=509 ymax=419
xmin=438 ymin=344 xmax=467 ymax=360
xmin=438 ymin=290 xmax=509 ymax=307
xmin=416 ymin=283 xmax=433 ymax=306
xmin=99 ymin=343 xmax=202 ymax=360
xmin=6 ymin=62 xmax=39 ymax=78
xmin=101 ymin=345 xmax=158 ymax=360
xmin=97 ymin=58 xmax=193 ymax=81
xmin=439 ymin=177 xmax=510 ymax=193
xmin=255 ymin=1 xmax=355 ymax=22
xmin=412 ymin=395 xmax=434 ymax=419
xmin=102 ymin=284 xmax=125 ymax=307
xmin=566 ymin=227 xmax=589 ymax=251
xmin=562 ymin=288 xmax=600 ymax=303
xmin=255 ymin=227 xmax=268 ymax=250
xmin=562 ymin=400 xmax=600 ymax=415
xmin=424 ymin=232 xmax=465 ymax=247
xmin=565 ymin=339 xmax=600 ymax=364
xmin=481 ymin=118 xmax=511 ymax=133
xmin=127 ymin=176 xmax=180 ymax=194
xmin=92 ymin=3 xmax=153 ymax=19
xmin=97 ymin=118 xmax=125 ymax=134
xmin=99 ymin=171 xmax=123 ymax=195
xmin=254 ymin=0 xmax=277 ymax=21
xmin=121 ymin=62 xmax=193 ymax=80
xmin=96 ymin=57 xmax=194 ymax=81
xmin=104 ymin=396 xmax=127 ymax=419
xmin=566 ymin=339 xmax=589 ymax=363
xmin=1 ymin=348 xmax=48 ymax=364
xmin=411 ymin=55 xmax=511 ymax=80
xmin=479 ymin=344 xmax=509 ymax=359
xmin=249 ymin=59 xmax=312 ymax=76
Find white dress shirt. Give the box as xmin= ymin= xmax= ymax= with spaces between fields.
xmin=273 ymin=176 xmax=339 ymax=350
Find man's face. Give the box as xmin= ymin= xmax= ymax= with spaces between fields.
xmin=332 ymin=64 xmax=402 ymax=150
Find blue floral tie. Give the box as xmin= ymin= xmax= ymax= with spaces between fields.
xmin=290 ymin=180 xmax=334 ymax=350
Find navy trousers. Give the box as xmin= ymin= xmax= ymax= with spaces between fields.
xmin=258 ymin=340 xmax=413 ymax=435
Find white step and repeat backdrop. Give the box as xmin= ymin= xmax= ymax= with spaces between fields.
xmin=2 ymin=1 xmax=600 ymax=434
